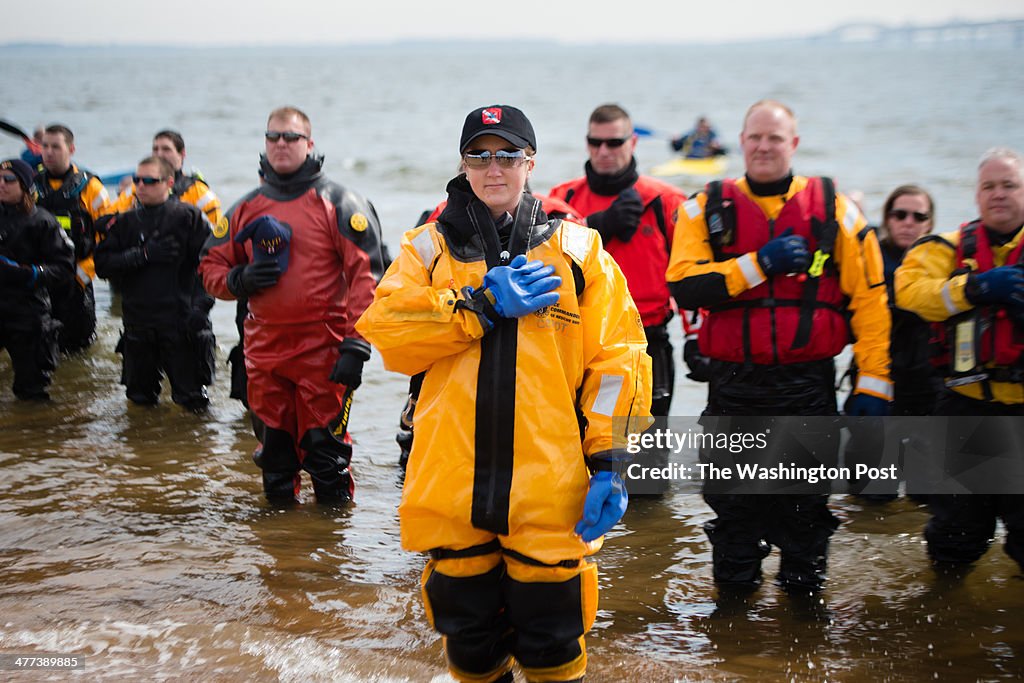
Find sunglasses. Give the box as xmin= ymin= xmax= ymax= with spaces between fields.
xmin=586 ymin=136 xmax=631 ymax=148
xmin=462 ymin=149 xmax=531 ymax=170
xmin=265 ymin=131 xmax=310 ymax=143
xmin=888 ymin=209 xmax=930 ymax=223
xmin=0 ymin=173 xmax=19 ymax=184
xmin=133 ymin=175 xmax=165 ymax=186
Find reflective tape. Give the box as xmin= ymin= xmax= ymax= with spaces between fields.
xmin=683 ymin=198 xmax=701 ymax=220
xmin=856 ymin=374 xmax=893 ymax=399
xmin=737 ymin=253 xmax=765 ymax=287
xmin=411 ymin=229 xmax=436 ymax=268
xmin=592 ymin=375 xmax=624 ymax=417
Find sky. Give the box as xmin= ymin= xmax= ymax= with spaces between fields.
xmin=2 ymin=0 xmax=1022 ymax=46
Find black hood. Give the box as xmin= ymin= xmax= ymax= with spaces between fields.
xmin=258 ymin=153 xmax=325 ymax=198
xmin=436 ymin=174 xmax=552 ymax=267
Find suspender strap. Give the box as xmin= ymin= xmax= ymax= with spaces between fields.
xmin=791 ymin=177 xmax=837 ymax=350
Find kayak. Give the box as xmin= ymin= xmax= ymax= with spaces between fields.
xmin=650 ymin=155 xmax=728 ymax=178
xmin=93 ymin=168 xmax=135 ymax=187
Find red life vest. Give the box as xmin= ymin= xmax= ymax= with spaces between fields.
xmin=699 ymin=177 xmax=849 ymax=365
xmin=548 ymin=175 xmax=682 ymax=327
xmin=931 ymin=221 xmax=1024 ymax=382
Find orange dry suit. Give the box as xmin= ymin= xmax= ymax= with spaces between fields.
xmin=356 ymin=176 xmax=651 ymax=683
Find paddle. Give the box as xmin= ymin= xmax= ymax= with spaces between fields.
xmin=0 ymin=119 xmax=41 ymax=155
xmin=634 ymin=125 xmax=673 ymax=140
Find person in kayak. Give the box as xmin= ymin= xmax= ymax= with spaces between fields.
xmin=671 ymin=116 xmax=725 ymax=159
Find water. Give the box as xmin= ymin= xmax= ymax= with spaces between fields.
xmin=1 ymin=43 xmax=1023 ymax=681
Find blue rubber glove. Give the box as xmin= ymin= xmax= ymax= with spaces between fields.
xmin=965 ymin=266 xmax=1024 ymax=307
xmin=846 ymin=393 xmax=891 ymax=417
xmin=483 ymin=254 xmax=561 ymax=318
xmin=575 ymin=471 xmax=628 ymax=542
xmin=756 ymin=227 xmax=811 ymax=276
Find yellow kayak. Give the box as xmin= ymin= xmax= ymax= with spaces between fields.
xmin=650 ymin=155 xmax=728 ymax=178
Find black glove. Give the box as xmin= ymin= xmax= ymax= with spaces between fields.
xmin=143 ymin=234 xmax=181 ymax=264
xmin=226 ymin=260 xmax=282 ymax=297
xmin=587 ymin=188 xmax=644 ymax=244
xmin=756 ymin=227 xmax=811 ymax=276
xmin=328 ymin=351 xmax=365 ymax=389
xmin=0 ymin=256 xmax=37 ymax=287
xmin=964 ymin=266 xmax=1024 ymax=307
xmin=682 ymin=338 xmax=712 ymax=382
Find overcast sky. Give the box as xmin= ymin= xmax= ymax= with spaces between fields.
xmin=2 ymin=0 xmax=1021 ymax=45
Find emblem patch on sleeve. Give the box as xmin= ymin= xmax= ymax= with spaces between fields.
xmin=350 ymin=213 xmax=369 ymax=232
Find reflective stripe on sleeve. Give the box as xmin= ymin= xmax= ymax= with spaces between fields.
xmin=683 ymin=198 xmax=701 ymax=220
xmin=842 ymin=202 xmax=859 ymax=232
xmin=411 ymin=229 xmax=436 ymax=268
xmin=91 ymin=187 xmax=110 ymax=212
xmin=195 ymin=190 xmax=215 ymax=209
xmin=856 ymin=374 xmax=893 ymax=399
xmin=737 ymin=253 xmax=765 ymax=288
xmin=941 ymin=281 xmax=962 ymax=316
xmin=592 ymin=375 xmax=624 ymax=417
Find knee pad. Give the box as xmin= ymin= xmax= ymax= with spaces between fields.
xmin=422 ymin=556 xmax=511 ymax=681
xmin=502 ymin=556 xmax=595 ymax=682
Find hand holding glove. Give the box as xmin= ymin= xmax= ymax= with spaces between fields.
xmin=756 ymin=227 xmax=811 ymax=276
xmin=483 ymin=254 xmax=561 ymax=318
xmin=574 ymin=471 xmax=628 ymax=542
xmin=329 ymin=351 xmax=366 ymax=390
xmin=586 ymin=188 xmax=644 ymax=243
xmin=845 ymin=393 xmax=891 ymax=417
xmin=227 ymin=260 xmax=282 ymax=298
xmin=965 ymin=266 xmax=1024 ymax=307
xmin=0 ymin=255 xmax=38 ymax=287
xmin=143 ymin=233 xmax=181 ymax=264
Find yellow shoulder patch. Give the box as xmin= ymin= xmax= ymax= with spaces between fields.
xmin=350 ymin=213 xmax=368 ymax=232
xmin=213 ymin=215 xmax=229 ymax=239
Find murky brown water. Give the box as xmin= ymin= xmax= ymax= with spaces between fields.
xmin=1 ymin=281 xmax=1022 ymax=681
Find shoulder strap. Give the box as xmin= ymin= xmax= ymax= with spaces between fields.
xmin=790 ymin=177 xmax=838 ymax=350
xmin=704 ymin=180 xmax=733 ymax=259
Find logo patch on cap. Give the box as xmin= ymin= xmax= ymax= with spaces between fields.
xmin=482 ymin=108 xmax=502 ymax=125
xmin=350 ymin=213 xmax=368 ymax=232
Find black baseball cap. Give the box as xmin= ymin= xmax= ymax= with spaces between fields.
xmin=460 ymin=105 xmax=537 ymax=153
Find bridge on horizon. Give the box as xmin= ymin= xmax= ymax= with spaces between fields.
xmin=809 ymin=18 xmax=1024 ymax=46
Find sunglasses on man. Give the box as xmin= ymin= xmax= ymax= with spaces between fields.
xmin=586 ymin=136 xmax=631 ymax=149
xmin=265 ymin=131 xmax=310 ymax=143
xmin=133 ymin=175 xmax=166 ymax=186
